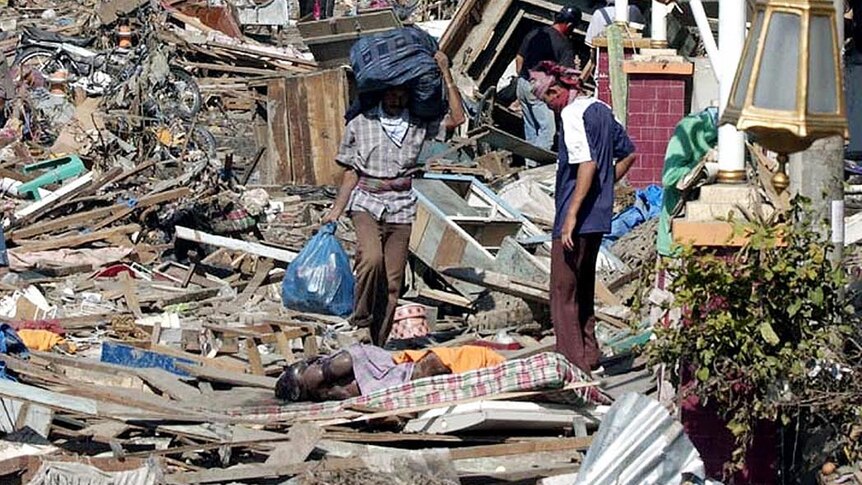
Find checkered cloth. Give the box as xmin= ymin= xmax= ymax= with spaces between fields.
xmin=336 ymin=110 xmax=441 ymax=224
xmin=228 ymin=352 xmax=610 ymax=422
xmin=211 ymin=208 xmax=256 ymax=234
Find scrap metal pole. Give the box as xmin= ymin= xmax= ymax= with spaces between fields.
xmin=716 ymin=0 xmax=747 ymax=183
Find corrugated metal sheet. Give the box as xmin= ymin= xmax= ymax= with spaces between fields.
xmin=573 ymin=392 xmax=709 ymax=485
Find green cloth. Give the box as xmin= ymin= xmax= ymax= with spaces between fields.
xmin=606 ymin=23 xmax=627 ymax=126
xmin=657 ymin=108 xmax=719 ymax=257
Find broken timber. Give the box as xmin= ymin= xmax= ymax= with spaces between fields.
xmin=175 ymin=226 xmax=297 ymax=263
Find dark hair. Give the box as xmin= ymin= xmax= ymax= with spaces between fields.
xmin=554 ymin=5 xmax=582 ymax=24
xmin=275 ymin=361 xmax=309 ymax=401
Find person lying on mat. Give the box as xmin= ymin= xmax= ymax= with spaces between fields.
xmin=275 ymin=344 xmax=505 ymax=402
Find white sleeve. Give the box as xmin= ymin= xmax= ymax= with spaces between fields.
xmin=562 ymin=107 xmax=592 ymax=165
xmin=584 ymin=10 xmax=608 ymax=47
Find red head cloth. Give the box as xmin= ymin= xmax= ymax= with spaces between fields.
xmin=529 ymin=60 xmax=582 ymax=99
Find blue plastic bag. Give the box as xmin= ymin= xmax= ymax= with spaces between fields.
xmin=281 ymin=223 xmax=354 ymax=317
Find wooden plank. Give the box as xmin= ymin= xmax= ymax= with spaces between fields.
xmin=264 ymin=423 xmax=322 ymax=466
xmin=9 ymin=188 xmax=190 ymax=240
xmin=78 ymin=421 xmax=129 ymax=439
xmin=0 ymin=398 xmax=52 ymax=438
xmin=274 ymin=331 xmax=295 ymax=363
xmin=13 ymin=224 xmax=140 ymax=252
xmin=146 ymin=344 xmax=247 ymax=372
xmin=245 ymin=339 xmax=265 ymax=375
xmin=9 ymin=173 xmax=94 ymax=227
xmin=175 ymin=226 xmax=297 ymax=263
xmin=0 ymin=379 xmax=174 ymax=421
xmin=284 ymin=72 xmax=308 ymax=184
xmin=433 ymin=226 xmax=468 ymax=269
xmin=595 ymin=279 xmax=622 ymax=307
xmin=264 ymin=77 xmax=292 ymax=184
xmin=623 ymin=60 xmax=695 ymax=75
xmin=309 ymin=69 xmax=346 ymax=186
xmin=136 ymin=368 xmax=201 ymax=402
xmin=119 ymin=272 xmax=143 ymax=319
xmin=176 ymin=363 xmax=277 ymax=389
xmin=231 ymin=258 xmax=274 ymax=307
xmin=163 ymin=437 xmax=592 ymax=484
xmin=417 ymin=287 xmax=474 ymax=308
xmin=469 ymin=126 xmax=557 ymax=163
xmin=443 ymin=268 xmax=549 ymax=303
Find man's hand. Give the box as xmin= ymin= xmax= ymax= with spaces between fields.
xmin=321 ymin=207 xmax=342 ymax=225
xmin=561 ymin=215 xmax=577 ymax=251
xmin=434 ymin=51 xmax=450 ymax=73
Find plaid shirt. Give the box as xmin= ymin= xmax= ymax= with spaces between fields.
xmin=336 ymin=109 xmax=441 ymax=224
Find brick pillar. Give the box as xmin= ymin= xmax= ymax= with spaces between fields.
xmin=596 ymin=50 xmax=691 ymax=188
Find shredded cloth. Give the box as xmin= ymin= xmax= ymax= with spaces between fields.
xmin=393 ymin=346 xmax=506 ymax=374
xmin=345 ymin=344 xmax=415 ymax=396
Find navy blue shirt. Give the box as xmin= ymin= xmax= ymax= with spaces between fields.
xmin=553 ymin=98 xmax=635 ymax=238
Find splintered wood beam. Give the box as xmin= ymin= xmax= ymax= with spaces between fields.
xmin=175 ymin=226 xmax=297 ymax=263
xmin=175 ymin=363 xmax=277 ymax=389
xmin=442 ymin=267 xmax=622 ymax=307
xmin=163 ymin=437 xmax=593 ymax=484
xmin=13 ymin=224 xmax=140 ymax=252
xmin=9 ymin=188 xmax=190 ymax=241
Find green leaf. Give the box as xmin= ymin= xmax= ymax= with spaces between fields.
xmin=787 ymin=300 xmax=802 ymax=317
xmin=696 ymin=367 xmax=710 ymax=381
xmin=726 ymin=419 xmax=748 ymax=437
xmin=759 ymin=322 xmax=780 ymax=345
xmin=810 ymin=287 xmax=824 ymax=306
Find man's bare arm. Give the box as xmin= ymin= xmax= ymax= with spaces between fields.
xmin=615 ymin=153 xmax=636 ymax=182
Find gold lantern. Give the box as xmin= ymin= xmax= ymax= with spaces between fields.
xmin=721 ymin=0 xmax=848 ymax=193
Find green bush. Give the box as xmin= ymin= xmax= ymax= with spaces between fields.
xmin=649 ymin=199 xmax=860 ymax=473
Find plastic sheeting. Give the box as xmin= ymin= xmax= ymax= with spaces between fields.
xmin=574 ymin=392 xmax=708 ymax=485
xmin=603 ymin=185 xmax=663 ymax=247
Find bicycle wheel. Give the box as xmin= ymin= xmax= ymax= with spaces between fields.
xmin=14 ymin=47 xmax=67 ymax=80
xmin=151 ymin=67 xmax=201 ymax=120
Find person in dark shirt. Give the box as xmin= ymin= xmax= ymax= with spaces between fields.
xmin=515 ymin=5 xmax=581 ymax=167
xmin=529 ymin=61 xmax=636 ymax=373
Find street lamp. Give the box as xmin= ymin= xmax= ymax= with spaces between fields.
xmin=721 ymin=0 xmax=848 ymax=193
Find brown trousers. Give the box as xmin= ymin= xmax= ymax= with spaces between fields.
xmin=550 ymin=236 xmax=603 ymax=373
xmin=351 ymin=212 xmax=412 ymax=346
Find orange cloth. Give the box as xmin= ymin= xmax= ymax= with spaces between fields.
xmin=17 ymin=329 xmax=76 ymax=353
xmin=392 ymin=346 xmax=505 ymax=374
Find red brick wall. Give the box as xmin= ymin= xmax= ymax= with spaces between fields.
xmin=596 ymin=51 xmax=689 ymax=188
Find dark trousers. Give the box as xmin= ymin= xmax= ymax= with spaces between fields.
xmin=550 ymin=235 xmax=603 ymax=373
xmin=351 ymin=212 xmax=412 ymax=346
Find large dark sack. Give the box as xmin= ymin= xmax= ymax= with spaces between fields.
xmin=348 ymin=26 xmax=444 ymax=121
